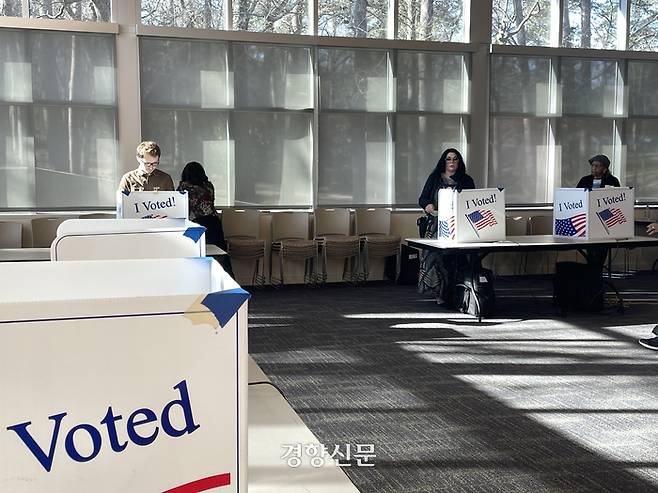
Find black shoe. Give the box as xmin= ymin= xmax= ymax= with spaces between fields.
xmin=638 ymin=336 xmax=658 ymax=351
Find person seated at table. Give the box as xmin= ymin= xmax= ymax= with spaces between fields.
xmin=118 ymin=141 xmax=174 ymax=192
xmin=576 ymin=154 xmax=621 ymax=268
xmin=576 ymin=154 xmax=620 ymax=189
xmin=177 ymin=161 xmax=233 ymax=276
xmin=638 ymin=222 xmax=658 ymax=350
xmin=418 ymin=148 xmax=475 ymax=305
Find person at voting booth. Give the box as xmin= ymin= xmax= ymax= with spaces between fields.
xmin=118 ymin=141 xmax=175 ymax=193
xmin=638 ymin=222 xmax=658 ymax=350
xmin=177 ymin=161 xmax=233 ymax=276
xmin=576 ymin=154 xmax=621 ymax=189
xmin=418 ymin=148 xmax=475 ymax=305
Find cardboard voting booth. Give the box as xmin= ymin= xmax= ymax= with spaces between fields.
xmin=0 ymin=257 xmax=248 ymax=493
xmin=117 ymin=190 xmax=189 ymax=219
xmin=51 ymin=218 xmax=206 ymax=261
xmin=437 ymin=188 xmax=506 ymax=242
xmin=553 ymin=187 xmax=634 ymax=239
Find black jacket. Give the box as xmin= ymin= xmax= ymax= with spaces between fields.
xmin=418 ymin=170 xmax=476 ymax=209
xmin=576 ymin=173 xmax=620 ymax=189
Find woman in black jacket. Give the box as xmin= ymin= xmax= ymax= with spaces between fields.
xmin=417 ymin=148 xmax=475 ymax=304
xmin=576 ymin=154 xmax=620 ymax=189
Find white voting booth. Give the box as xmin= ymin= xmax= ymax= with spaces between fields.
xmin=117 ymin=190 xmax=189 ymax=219
xmin=553 ymin=187 xmax=634 ymax=239
xmin=0 ymin=257 xmax=248 ymax=493
xmin=437 ymin=188 xmax=506 ymax=242
xmin=51 ymin=218 xmax=206 ymax=261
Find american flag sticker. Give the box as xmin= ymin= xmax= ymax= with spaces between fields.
xmin=465 ymin=210 xmax=498 ymax=231
xmin=554 ymin=213 xmax=587 ymax=237
xmin=438 ymin=216 xmax=455 ymax=240
xmin=597 ymin=207 xmax=627 ymax=228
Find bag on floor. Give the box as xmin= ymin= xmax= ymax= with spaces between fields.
xmin=454 ymin=267 xmax=495 ymax=318
xmin=386 ymin=244 xmax=420 ymax=285
xmin=554 ymin=261 xmax=604 ymax=312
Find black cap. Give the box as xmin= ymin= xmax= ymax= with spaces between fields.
xmin=588 ymin=154 xmax=610 ymax=168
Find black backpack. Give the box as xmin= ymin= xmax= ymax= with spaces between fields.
xmin=454 ymin=267 xmax=495 ymax=319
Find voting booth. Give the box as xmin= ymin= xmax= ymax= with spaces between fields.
xmin=117 ymin=190 xmax=189 ymax=219
xmin=553 ymin=187 xmax=634 ymax=240
xmin=0 ymin=257 xmax=248 ymax=493
xmin=51 ymin=218 xmax=206 ymax=260
xmin=437 ymin=188 xmax=506 ymax=242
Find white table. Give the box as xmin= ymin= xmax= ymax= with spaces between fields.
xmin=0 ymin=246 xmax=226 ymax=262
xmin=0 ymin=248 xmax=50 ymax=262
xmin=407 ymin=235 xmax=658 ymax=320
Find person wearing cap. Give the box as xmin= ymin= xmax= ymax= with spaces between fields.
xmin=638 ymin=223 xmax=658 ymax=350
xmin=576 ymin=154 xmax=620 ymax=189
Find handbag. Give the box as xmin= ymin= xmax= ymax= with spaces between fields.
xmin=417 ymin=215 xmax=428 ymax=238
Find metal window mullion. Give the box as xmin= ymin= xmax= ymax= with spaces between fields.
xmin=387 ymin=0 xmax=398 ymax=40
xmin=618 ymin=0 xmax=630 ymax=51
xmin=225 ymin=0 xmax=233 ymax=30
xmin=312 ymin=45 xmax=319 ymax=209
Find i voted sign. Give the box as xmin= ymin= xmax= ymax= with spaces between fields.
xmin=7 ymin=380 xmax=199 ymax=473
xmin=117 ymin=190 xmax=189 ymax=219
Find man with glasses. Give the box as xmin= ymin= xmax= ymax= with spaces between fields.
xmin=118 ymin=141 xmax=174 ymax=192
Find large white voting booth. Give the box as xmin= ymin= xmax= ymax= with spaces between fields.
xmin=51 ymin=219 xmax=206 ymax=261
xmin=553 ymin=187 xmax=634 ymax=239
xmin=437 ymin=188 xmax=506 ymax=242
xmin=0 ymin=257 xmax=248 ymax=493
xmin=117 ymin=190 xmax=189 ymax=219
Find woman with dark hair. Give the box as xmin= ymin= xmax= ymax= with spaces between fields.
xmin=177 ymin=161 xmax=233 ymax=275
xmin=417 ymin=148 xmax=476 ymax=304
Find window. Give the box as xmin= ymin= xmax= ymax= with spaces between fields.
xmin=397 ymin=0 xmax=465 ymax=42
xmin=140 ymin=38 xmax=313 ymax=207
xmin=233 ymin=0 xmax=308 ymax=34
xmin=562 ymin=0 xmax=618 ymax=49
xmin=318 ymin=0 xmax=387 ymax=38
xmin=1 ymin=0 xmax=111 ymax=21
xmin=141 ymin=0 xmax=224 ymax=29
xmin=492 ymin=0 xmax=551 ymax=46
xmin=0 ymin=29 xmax=117 ymax=208
xmin=629 ymin=1 xmax=658 ymax=51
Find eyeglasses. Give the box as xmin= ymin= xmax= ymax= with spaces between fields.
xmin=138 ymin=157 xmax=159 ymax=167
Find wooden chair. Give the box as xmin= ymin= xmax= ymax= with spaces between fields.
xmin=31 ymin=217 xmax=67 ymax=248
xmin=355 ymin=208 xmax=400 ymax=282
xmin=0 ymin=221 xmax=22 ymax=248
xmin=314 ymin=208 xmax=360 ymax=284
xmin=222 ymin=209 xmax=265 ymax=286
xmin=270 ymin=212 xmax=317 ymax=286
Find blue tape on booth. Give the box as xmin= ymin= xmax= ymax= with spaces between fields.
xmin=201 ymin=288 xmax=251 ymax=327
xmin=184 ymin=227 xmax=205 ymax=243
xmin=122 ymin=190 xmax=130 ymax=196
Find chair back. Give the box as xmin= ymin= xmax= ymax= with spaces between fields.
xmin=529 ymin=215 xmax=553 ymax=235
xmin=222 ymin=209 xmax=260 ymax=239
xmin=506 ymin=216 xmax=529 ymax=236
xmin=315 ymin=208 xmax=351 ymax=237
xmin=355 ymin=208 xmax=391 ymax=236
xmin=0 ymin=221 xmax=22 ymax=248
xmin=272 ymin=212 xmax=310 ymax=242
xmin=31 ymin=217 xmax=66 ymax=248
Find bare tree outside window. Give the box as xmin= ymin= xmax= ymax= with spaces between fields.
xmin=318 ymin=0 xmax=387 ymax=38
xmin=141 ymin=0 xmax=224 ymax=29
xmin=629 ymin=0 xmax=658 ymax=51
xmin=0 ymin=0 xmax=22 ymax=16
xmin=233 ymin=0 xmax=307 ymax=34
xmin=30 ymin=0 xmax=111 ymax=21
xmin=398 ymin=0 xmax=464 ymax=42
xmin=562 ymin=0 xmax=617 ymax=49
xmin=492 ymin=0 xmax=551 ymax=46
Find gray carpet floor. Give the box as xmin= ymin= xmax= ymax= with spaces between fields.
xmin=248 ymin=274 xmax=658 ymax=493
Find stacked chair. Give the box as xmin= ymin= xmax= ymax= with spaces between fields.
xmin=270 ymin=211 xmax=318 ymax=286
xmin=314 ymin=208 xmax=361 ymax=284
xmin=0 ymin=221 xmax=22 ymax=248
xmin=30 ymin=217 xmax=66 ymax=248
xmin=222 ymin=209 xmax=266 ymax=286
xmin=355 ymin=208 xmax=401 ymax=282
